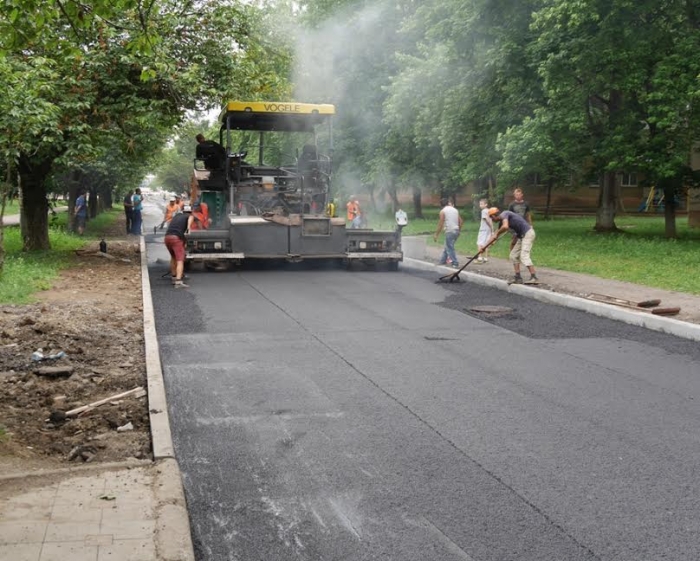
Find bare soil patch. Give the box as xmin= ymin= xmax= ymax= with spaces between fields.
xmin=0 ymin=222 xmax=150 ymax=474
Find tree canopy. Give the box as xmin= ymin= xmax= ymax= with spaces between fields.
xmin=4 ymin=0 xmax=700 ymax=250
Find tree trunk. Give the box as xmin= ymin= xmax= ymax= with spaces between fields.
xmin=594 ymin=171 xmax=619 ymax=232
xmin=412 ymin=186 xmax=423 ymax=219
xmin=18 ymin=156 xmax=52 ymax=251
xmin=388 ymin=182 xmax=399 ymax=213
xmin=661 ymin=178 xmax=677 ymax=239
xmin=365 ymin=183 xmax=376 ymax=212
xmin=545 ymin=178 xmax=553 ymax=220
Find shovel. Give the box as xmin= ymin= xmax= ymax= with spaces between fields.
xmin=437 ymin=236 xmax=500 ymax=283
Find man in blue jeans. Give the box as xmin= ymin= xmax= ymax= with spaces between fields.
xmin=131 ymin=188 xmax=143 ymax=235
xmin=74 ymin=189 xmax=88 ymax=235
xmin=433 ymin=197 xmax=463 ymax=268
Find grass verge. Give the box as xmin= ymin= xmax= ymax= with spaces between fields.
xmin=0 ymin=208 xmax=121 ymax=304
xmin=370 ymin=210 xmax=700 ymax=295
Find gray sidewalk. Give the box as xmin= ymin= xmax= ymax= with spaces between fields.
xmin=0 ymin=459 xmax=190 ymax=561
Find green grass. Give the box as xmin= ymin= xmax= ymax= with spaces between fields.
xmin=0 ymin=208 xmax=121 ymax=304
xmin=368 ymin=210 xmax=700 ymax=294
xmin=2 ymin=202 xmax=19 ymax=217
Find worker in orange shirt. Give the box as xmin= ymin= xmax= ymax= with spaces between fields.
xmin=190 ymin=200 xmax=211 ymax=231
xmin=346 ymin=196 xmax=360 ymax=228
xmin=159 ymin=197 xmax=181 ymax=230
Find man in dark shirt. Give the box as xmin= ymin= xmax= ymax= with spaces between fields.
xmin=195 ymin=134 xmax=226 ymax=170
xmin=164 ymin=205 xmax=195 ymax=288
xmin=507 ymin=187 xmax=533 ymax=254
xmin=74 ymin=189 xmax=88 ymax=235
xmin=507 ymin=188 xmax=532 ymax=224
xmin=123 ymin=190 xmax=134 ymax=235
xmin=487 ymin=208 xmax=538 ymax=284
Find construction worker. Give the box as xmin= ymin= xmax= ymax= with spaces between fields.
xmin=346 ymin=196 xmax=358 ymax=225
xmin=190 ymin=200 xmax=210 ymax=231
xmin=487 ymin=207 xmax=538 ymax=284
xmin=159 ymin=197 xmax=181 ymax=229
xmin=164 ymin=205 xmax=195 ymax=288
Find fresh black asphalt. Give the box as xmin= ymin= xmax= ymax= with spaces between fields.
xmin=147 ymin=247 xmax=700 ymax=561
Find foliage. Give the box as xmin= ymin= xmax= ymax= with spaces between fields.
xmin=527 ymin=0 xmax=700 ymax=232
xmin=0 ymin=0 xmax=288 ymax=251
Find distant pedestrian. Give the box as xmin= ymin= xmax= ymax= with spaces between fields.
xmin=508 ymin=188 xmax=532 ymax=224
xmin=131 ymin=188 xmax=143 ymax=235
xmin=74 ymin=190 xmax=88 ymax=235
xmin=164 ymin=205 xmax=195 ymax=288
xmin=434 ymin=198 xmax=463 ymax=269
xmin=123 ymin=190 xmax=134 ymax=235
xmin=395 ymin=208 xmax=408 ymax=227
xmin=475 ymin=198 xmax=493 ymax=263
xmin=487 ymin=207 xmax=538 ymax=284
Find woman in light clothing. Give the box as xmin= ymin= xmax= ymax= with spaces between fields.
xmin=476 ymin=198 xmax=493 ymax=263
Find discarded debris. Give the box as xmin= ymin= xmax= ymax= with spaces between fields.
xmin=584 ymin=293 xmax=680 ymax=316
xmin=116 ymin=421 xmax=134 ymax=432
xmin=34 ymin=366 xmax=74 ymax=378
xmin=31 ymin=350 xmax=66 ymax=362
xmin=65 ymin=386 xmax=145 ymax=418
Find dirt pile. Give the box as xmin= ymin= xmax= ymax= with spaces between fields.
xmin=0 ymin=230 xmax=151 ymax=473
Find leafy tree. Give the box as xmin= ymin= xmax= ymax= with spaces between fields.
xmin=385 ymin=0 xmax=542 ymax=211
xmin=530 ymin=0 xmax=700 ymax=235
xmin=0 ymin=0 xmax=269 ymax=251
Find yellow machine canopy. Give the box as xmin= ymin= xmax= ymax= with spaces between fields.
xmin=219 ymin=101 xmax=336 ymax=132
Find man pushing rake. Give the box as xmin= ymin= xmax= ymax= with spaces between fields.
xmin=439 ymin=206 xmax=539 ymax=284
xmin=488 ymin=207 xmax=539 ymax=285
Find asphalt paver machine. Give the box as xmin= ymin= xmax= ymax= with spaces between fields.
xmin=186 ymin=101 xmax=404 ymax=269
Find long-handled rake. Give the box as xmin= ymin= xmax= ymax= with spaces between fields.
xmin=437 ymin=236 xmax=500 ymax=283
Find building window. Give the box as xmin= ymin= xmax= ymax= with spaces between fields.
xmin=589 ymin=176 xmax=601 ymax=189
xmin=621 ymin=172 xmax=638 ymax=187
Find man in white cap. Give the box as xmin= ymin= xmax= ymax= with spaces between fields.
xmin=159 ymin=196 xmax=181 ymax=230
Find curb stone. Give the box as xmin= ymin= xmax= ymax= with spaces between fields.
xmin=140 ymin=236 xmax=196 ymax=561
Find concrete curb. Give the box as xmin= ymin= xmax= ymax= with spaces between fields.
xmin=140 ymin=237 xmax=196 ymax=561
xmin=403 ymin=257 xmax=700 ymax=343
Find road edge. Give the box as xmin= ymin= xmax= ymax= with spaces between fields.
xmin=140 ymin=236 xmax=196 ymax=561
xmin=402 ymin=257 xmax=700 ymax=343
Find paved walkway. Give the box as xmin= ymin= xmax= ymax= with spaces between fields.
xmin=0 ymin=460 xmax=190 ymax=561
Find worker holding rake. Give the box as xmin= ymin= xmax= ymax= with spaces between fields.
xmin=487 ymin=207 xmax=539 ymax=285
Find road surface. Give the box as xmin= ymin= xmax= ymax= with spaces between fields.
xmin=146 ymin=227 xmax=700 ymax=561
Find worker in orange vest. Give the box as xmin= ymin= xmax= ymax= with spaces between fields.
xmin=159 ymin=197 xmax=181 ymax=230
xmin=346 ymin=196 xmax=360 ymax=227
xmin=190 ymin=200 xmax=210 ymax=231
